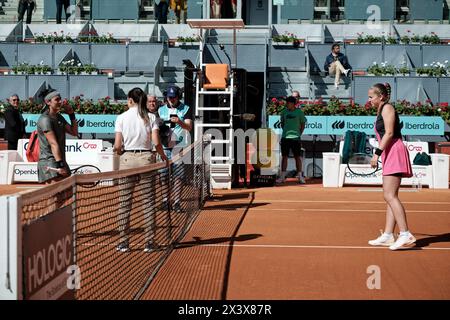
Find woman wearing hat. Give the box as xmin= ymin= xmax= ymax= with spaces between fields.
xmin=36 ymin=90 xmax=78 ymax=184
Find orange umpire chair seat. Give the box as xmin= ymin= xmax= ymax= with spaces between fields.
xmin=203 ymin=64 xmax=229 ymax=90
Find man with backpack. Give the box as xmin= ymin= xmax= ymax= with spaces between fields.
xmin=36 ymin=90 xmax=78 ymax=184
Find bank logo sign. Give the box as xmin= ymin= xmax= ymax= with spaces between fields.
xmin=268 ymin=115 xmax=444 ymax=136
xmin=24 ymin=114 xmax=117 ymax=134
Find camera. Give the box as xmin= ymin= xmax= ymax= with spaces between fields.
xmin=169 ymin=114 xmax=178 ymax=128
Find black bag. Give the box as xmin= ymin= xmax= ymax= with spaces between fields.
xmin=413 ymin=152 xmax=432 ymax=166
xmin=158 ymin=121 xmax=172 ymax=148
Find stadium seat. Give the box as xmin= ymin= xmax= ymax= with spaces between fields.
xmin=203 ymin=64 xmax=228 ymax=90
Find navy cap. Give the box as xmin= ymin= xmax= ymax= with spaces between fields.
xmin=166 ymin=86 xmax=179 ymax=98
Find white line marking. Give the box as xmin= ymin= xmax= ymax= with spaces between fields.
xmin=248 ymin=208 xmax=450 ymax=213
xmin=15 ymin=186 xmax=43 ymax=189
xmin=198 ymin=244 xmax=450 ymax=251
xmin=225 ymin=200 xmax=450 ymax=205
xmin=357 ymin=188 xmax=419 ymax=193
xmin=302 ymin=209 xmax=450 ymax=213
xmin=78 ymin=242 xmax=450 ymax=251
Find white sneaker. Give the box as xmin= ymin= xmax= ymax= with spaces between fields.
xmin=368 ymin=231 xmax=395 ymax=247
xmin=389 ymin=233 xmax=416 ymax=250
xmin=344 ymin=69 xmax=351 ymax=76
xmin=298 ymin=176 xmax=306 ymax=184
xmin=334 ymin=83 xmax=339 ymax=90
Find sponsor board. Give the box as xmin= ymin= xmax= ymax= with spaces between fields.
xmin=24 ymin=114 xmax=117 ymax=134
xmin=328 ymin=116 xmax=376 ymax=135
xmin=23 ymin=206 xmax=74 ymax=300
xmin=12 ymin=163 xmax=39 ymax=182
xmin=268 ymin=116 xmax=444 ymax=136
xmin=12 ymin=163 xmax=101 ymax=182
xmin=268 ymin=115 xmax=325 ymax=136
xmin=343 ymin=165 xmax=432 ymax=186
xmin=18 ymin=139 xmax=103 ymax=163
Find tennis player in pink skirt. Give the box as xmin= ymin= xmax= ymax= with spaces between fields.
xmin=367 ymin=83 xmax=416 ymax=250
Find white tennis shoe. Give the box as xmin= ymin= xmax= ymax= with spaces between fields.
xmin=389 ymin=233 xmax=416 ymax=250
xmin=368 ymin=231 xmax=395 ymax=247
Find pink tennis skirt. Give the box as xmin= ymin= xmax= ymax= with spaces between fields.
xmin=377 ymin=135 xmax=413 ymax=178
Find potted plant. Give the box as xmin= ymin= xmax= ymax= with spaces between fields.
xmin=272 ymin=32 xmax=302 ymax=47
xmin=83 ymin=63 xmax=98 ymax=75
xmin=397 ymin=65 xmax=410 ymax=76
xmin=411 ymin=34 xmax=421 ymax=44
xmin=385 ymin=34 xmax=398 ymax=45
xmin=416 ymin=66 xmax=428 ymax=76
xmin=356 ymin=33 xmax=383 ymax=44
xmin=175 ymin=35 xmax=201 ymax=46
xmin=422 ymin=32 xmax=441 ymax=45
xmin=12 ymin=62 xmax=28 ymax=75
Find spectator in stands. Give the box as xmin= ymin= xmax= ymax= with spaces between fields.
xmin=292 ymin=90 xmax=300 ymax=102
xmin=368 ymin=83 xmax=415 ymax=251
xmin=4 ymin=94 xmax=26 ymax=151
xmin=154 ymin=0 xmax=169 ymax=24
xmin=324 ymin=43 xmax=351 ymax=90
xmin=114 ymin=88 xmax=167 ymax=253
xmin=36 ymin=90 xmax=78 ymax=184
xmin=211 ymin=0 xmax=222 ymax=18
xmin=18 ymin=0 xmax=36 ymax=24
xmin=147 ymin=94 xmax=160 ymax=114
xmin=170 ymin=0 xmax=187 ymax=24
xmin=55 ymin=0 xmax=71 ymax=24
xmin=158 ymin=85 xmax=193 ymax=212
xmin=148 ymin=94 xmax=171 ymax=152
xmin=276 ymin=96 xmax=307 ymax=185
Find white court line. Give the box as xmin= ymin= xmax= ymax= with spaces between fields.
xmin=15 ymin=186 xmax=43 ymax=189
xmin=302 ymin=209 xmax=450 ymax=213
xmin=249 ymin=208 xmax=450 ymax=213
xmin=199 ymin=244 xmax=450 ymax=251
xmin=357 ymin=188 xmax=419 ymax=193
xmin=78 ymin=242 xmax=450 ymax=251
xmin=234 ymin=200 xmax=450 ymax=205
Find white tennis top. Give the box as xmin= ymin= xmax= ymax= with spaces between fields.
xmin=115 ymin=105 xmax=159 ymax=150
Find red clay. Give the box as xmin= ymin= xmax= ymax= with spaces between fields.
xmin=141 ymin=184 xmax=450 ymax=300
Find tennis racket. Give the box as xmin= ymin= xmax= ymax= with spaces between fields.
xmin=45 ymin=165 xmax=102 ymax=187
xmin=345 ymin=153 xmax=382 ymax=177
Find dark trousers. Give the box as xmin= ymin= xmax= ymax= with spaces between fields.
xmin=155 ymin=1 xmax=169 ymax=24
xmin=18 ymin=1 xmax=35 ymax=24
xmin=56 ymin=0 xmax=71 ymax=24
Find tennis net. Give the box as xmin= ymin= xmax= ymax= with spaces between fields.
xmin=19 ymin=139 xmax=210 ymax=300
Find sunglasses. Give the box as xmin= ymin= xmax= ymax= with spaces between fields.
xmin=11 ymin=99 xmax=19 ymax=102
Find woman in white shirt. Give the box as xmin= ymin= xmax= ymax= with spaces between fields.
xmin=113 ymin=87 xmax=167 ymax=253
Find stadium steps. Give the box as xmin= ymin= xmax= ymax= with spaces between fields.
xmin=0 ymin=0 xmax=44 ymax=22
xmin=267 ymin=69 xmax=311 ymax=99
xmin=154 ymin=66 xmax=184 ymax=96
xmin=310 ymin=74 xmax=352 ymax=102
xmin=207 ymin=28 xmax=269 ymax=45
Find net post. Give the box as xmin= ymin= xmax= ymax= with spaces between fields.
xmin=0 ymin=195 xmax=22 ymax=300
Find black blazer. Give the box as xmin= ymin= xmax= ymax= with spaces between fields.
xmin=4 ymin=105 xmax=26 ymax=142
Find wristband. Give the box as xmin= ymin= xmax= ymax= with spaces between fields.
xmin=69 ymin=113 xmax=76 ymax=121
xmin=374 ymin=148 xmax=383 ymax=156
xmin=55 ymin=160 xmax=65 ymax=168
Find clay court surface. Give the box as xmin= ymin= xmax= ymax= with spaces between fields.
xmin=141 ymin=182 xmax=450 ymax=300
xmin=3 ymin=182 xmax=450 ymax=300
